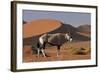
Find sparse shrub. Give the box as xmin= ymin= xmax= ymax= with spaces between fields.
xmin=72 ymin=47 xmax=87 ymax=55
xmin=70 ymin=47 xmax=73 ymax=49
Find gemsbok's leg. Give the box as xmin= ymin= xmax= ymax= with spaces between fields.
xmin=37 ymin=49 xmax=40 ymax=58
xmin=43 ymin=42 xmax=46 ymax=49
xmin=41 ymin=49 xmax=46 ymax=57
xmin=57 ymin=45 xmax=60 ymax=57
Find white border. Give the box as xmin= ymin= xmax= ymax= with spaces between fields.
xmin=16 ymin=3 xmax=96 ymax=69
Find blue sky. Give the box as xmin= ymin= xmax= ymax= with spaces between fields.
xmin=23 ymin=10 xmax=91 ymax=27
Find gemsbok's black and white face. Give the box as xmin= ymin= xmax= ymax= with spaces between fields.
xmin=65 ymin=33 xmax=72 ymax=42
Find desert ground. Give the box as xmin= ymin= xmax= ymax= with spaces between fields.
xmin=23 ymin=19 xmax=91 ymax=62
xmin=23 ymin=41 xmax=90 ymax=62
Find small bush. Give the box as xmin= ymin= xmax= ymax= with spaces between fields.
xmin=72 ymin=47 xmax=87 ymax=55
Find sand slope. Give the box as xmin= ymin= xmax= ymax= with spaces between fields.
xmin=77 ymin=25 xmax=91 ymax=34
xmin=23 ymin=19 xmax=61 ymax=38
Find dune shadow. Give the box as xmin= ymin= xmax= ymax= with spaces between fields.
xmin=23 ymin=23 xmax=90 ymax=46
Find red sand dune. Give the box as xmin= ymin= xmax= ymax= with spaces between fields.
xmin=23 ymin=19 xmax=61 ymax=38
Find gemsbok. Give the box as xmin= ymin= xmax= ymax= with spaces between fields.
xmin=36 ymin=33 xmax=72 ymax=57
